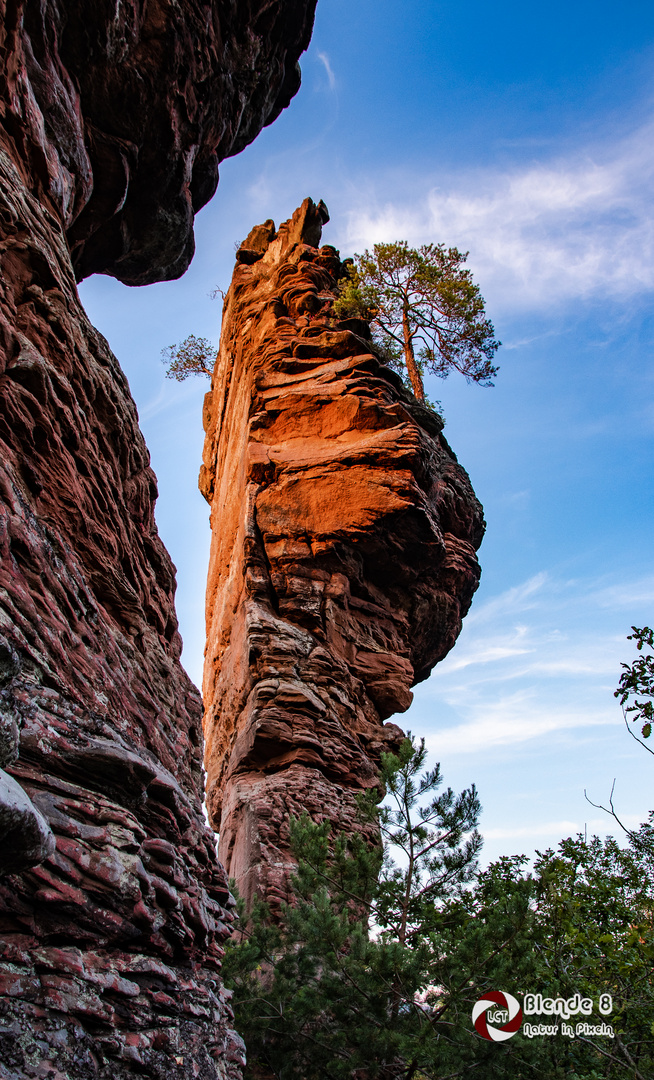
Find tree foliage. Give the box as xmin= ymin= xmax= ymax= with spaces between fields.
xmin=615 ymin=626 xmax=654 ymax=741
xmin=530 ymin=826 xmax=654 ymax=1079
xmin=223 ymin=737 xmax=654 ymax=1080
xmin=333 ymin=242 xmax=500 ymax=405
xmin=374 ymin=739 xmax=482 ymax=951
xmin=161 ymin=334 xmax=214 ymax=381
xmin=223 ymin=738 xmax=487 ymax=1080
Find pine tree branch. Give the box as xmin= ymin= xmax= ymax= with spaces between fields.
xmin=575 ymin=1033 xmax=648 ymax=1080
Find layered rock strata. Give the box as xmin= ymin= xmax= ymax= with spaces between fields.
xmin=0 ymin=150 xmax=242 ymax=1078
xmin=201 ymin=199 xmax=485 ymax=911
xmin=0 ymin=0 xmax=317 ymax=1076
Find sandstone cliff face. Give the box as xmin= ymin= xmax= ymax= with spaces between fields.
xmin=1 ymin=0 xmax=316 ymax=284
xmin=0 ymin=154 xmax=241 ymax=1074
xmin=201 ymin=200 xmax=485 ymax=912
xmin=0 ymin=1 xmax=316 ymax=1076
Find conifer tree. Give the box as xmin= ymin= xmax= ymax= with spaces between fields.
xmin=161 ymin=334 xmax=214 ymax=380
xmin=223 ymin=737 xmax=654 ymax=1080
xmin=334 ymin=242 xmax=499 ymax=405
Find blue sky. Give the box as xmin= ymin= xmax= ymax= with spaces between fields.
xmin=80 ymin=0 xmax=654 ymax=864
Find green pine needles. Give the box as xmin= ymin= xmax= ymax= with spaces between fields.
xmin=161 ymin=334 xmax=214 ymax=380
xmin=223 ymin=737 xmax=485 ymax=1080
xmin=159 ymin=242 xmax=500 ymax=415
xmin=333 ymin=242 xmax=500 ymax=407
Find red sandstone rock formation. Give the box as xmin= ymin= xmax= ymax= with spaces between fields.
xmin=0 ymin=1 xmax=316 ymax=1076
xmin=201 ymin=199 xmax=485 ymax=913
xmin=2 ymin=0 xmax=316 ymax=286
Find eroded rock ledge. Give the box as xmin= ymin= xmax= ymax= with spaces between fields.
xmin=1 ymin=0 xmax=317 ymax=284
xmin=201 ymin=199 xmax=485 ymax=912
xmin=0 ymin=134 xmax=244 ymax=1080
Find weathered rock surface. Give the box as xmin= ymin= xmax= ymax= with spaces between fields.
xmin=0 ymin=135 xmax=242 ymax=1080
xmin=1 ymin=0 xmax=317 ymax=284
xmin=0 ymin=156 xmax=243 ymax=1079
xmin=201 ymin=199 xmax=485 ymax=911
xmin=1 ymin=0 xmax=317 ymax=1076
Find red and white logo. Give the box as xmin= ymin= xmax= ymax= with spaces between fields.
xmin=472 ymin=991 xmax=523 ymax=1042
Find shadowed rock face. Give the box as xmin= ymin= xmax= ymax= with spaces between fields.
xmin=0 ymin=155 xmax=241 ymax=1070
xmin=201 ymin=199 xmax=485 ymax=912
xmin=0 ymin=1 xmax=316 ymax=1075
xmin=2 ymin=0 xmax=316 ymax=284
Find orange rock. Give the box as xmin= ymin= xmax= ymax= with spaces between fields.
xmin=201 ymin=199 xmax=485 ymax=910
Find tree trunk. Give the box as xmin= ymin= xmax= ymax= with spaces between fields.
xmin=402 ymin=309 xmax=425 ymax=403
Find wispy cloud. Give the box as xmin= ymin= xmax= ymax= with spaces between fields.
xmin=138 ymin=375 xmax=209 ymax=423
xmin=481 ymin=814 xmax=645 ymax=852
xmin=316 ymin=51 xmax=336 ymax=91
xmin=483 ymin=819 xmax=597 ymax=841
xmin=423 ymin=696 xmax=616 ymax=756
xmin=408 ymin=569 xmax=653 ymax=755
xmin=592 ymin=577 xmax=654 ymax=610
xmin=339 ymin=119 xmax=654 ymax=312
xmin=464 ymin=573 xmax=549 ymax=627
xmin=441 ymin=624 xmax=533 ymax=673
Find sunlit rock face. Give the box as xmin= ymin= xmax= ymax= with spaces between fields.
xmin=0 ymin=0 xmax=316 ymax=1074
xmin=201 ymin=199 xmax=485 ymax=914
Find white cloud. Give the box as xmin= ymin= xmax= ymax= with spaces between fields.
xmin=592 ymin=576 xmax=654 ymax=610
xmin=138 ymin=376 xmax=207 ymax=423
xmin=464 ymin=573 xmax=549 ymax=626
xmin=339 ymin=119 xmax=654 ymax=312
xmin=483 ymin=819 xmax=589 ymax=840
xmin=441 ymin=624 xmax=533 ymax=673
xmin=423 ymin=696 xmax=616 ymax=756
xmin=407 ymin=568 xmax=653 ymax=755
xmin=316 ymin=51 xmax=336 ymax=91
xmin=247 ymin=173 xmax=274 ymax=213
xmin=481 ymin=814 xmax=645 ymax=848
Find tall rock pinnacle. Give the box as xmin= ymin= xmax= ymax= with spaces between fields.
xmin=201 ymin=199 xmax=485 ymax=911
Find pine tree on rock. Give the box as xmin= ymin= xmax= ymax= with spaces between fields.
xmin=334 ymin=241 xmax=500 ymax=406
